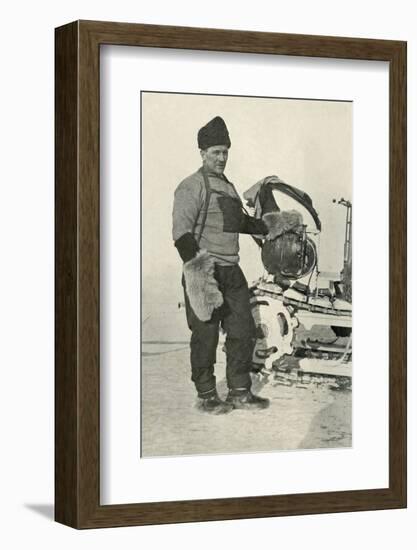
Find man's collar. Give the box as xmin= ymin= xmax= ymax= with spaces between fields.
xmin=200 ymin=165 xmax=230 ymax=182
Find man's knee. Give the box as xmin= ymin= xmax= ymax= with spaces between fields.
xmin=226 ymin=314 xmax=256 ymax=341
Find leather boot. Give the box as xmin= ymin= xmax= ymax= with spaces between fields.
xmin=198 ymin=391 xmax=234 ymax=415
xmin=226 ymin=389 xmax=270 ymax=410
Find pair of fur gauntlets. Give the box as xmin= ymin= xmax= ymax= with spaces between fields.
xmin=183 ymin=251 xmax=223 ymax=322
xmin=262 ymin=210 xmax=303 ymax=241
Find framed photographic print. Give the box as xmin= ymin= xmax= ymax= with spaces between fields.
xmin=55 ymin=20 xmax=406 ymax=528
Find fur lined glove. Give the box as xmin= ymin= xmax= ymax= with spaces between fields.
xmin=262 ymin=210 xmax=303 ymax=241
xmin=183 ymin=250 xmax=223 ymax=321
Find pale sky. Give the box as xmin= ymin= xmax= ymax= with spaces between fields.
xmin=141 ymin=92 xmax=352 ymax=308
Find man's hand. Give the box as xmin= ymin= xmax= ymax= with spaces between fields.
xmin=183 ymin=250 xmax=223 ymax=321
xmin=262 ymin=210 xmax=304 ymax=241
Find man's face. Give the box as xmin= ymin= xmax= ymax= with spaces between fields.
xmin=200 ymin=145 xmax=229 ymax=175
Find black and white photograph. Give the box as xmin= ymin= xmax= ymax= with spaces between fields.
xmin=1 ymin=0 xmax=410 ymax=544
xmin=141 ymin=91 xmax=352 ymax=458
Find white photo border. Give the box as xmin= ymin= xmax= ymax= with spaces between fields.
xmin=100 ymin=45 xmax=389 ymax=505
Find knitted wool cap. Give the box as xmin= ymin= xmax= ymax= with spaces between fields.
xmin=197 ymin=116 xmax=231 ymax=150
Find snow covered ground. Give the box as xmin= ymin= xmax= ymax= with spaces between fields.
xmin=141 ymin=309 xmax=351 ymax=458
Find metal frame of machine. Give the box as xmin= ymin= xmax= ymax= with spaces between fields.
xmin=247 ymin=179 xmax=352 ymax=385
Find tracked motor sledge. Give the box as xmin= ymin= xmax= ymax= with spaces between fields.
xmin=244 ymin=177 xmax=352 ymax=387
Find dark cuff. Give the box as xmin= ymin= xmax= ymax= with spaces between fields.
xmin=174 ymin=232 xmax=200 ymax=262
xmin=239 ymin=214 xmax=269 ymax=235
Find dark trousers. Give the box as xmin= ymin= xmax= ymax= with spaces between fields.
xmin=182 ymin=264 xmax=256 ymax=397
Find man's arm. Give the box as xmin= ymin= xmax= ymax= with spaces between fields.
xmin=172 ymin=179 xmax=202 ymax=262
xmin=239 ymin=215 xmax=268 ymax=236
xmin=173 ymin=178 xmax=223 ymax=321
xmin=174 ymin=233 xmax=200 ymax=262
xmin=240 ymin=181 xmax=303 ymax=238
xmin=239 ymin=180 xmax=281 ymax=235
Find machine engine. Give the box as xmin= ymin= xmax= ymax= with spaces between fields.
xmin=244 ymin=177 xmax=352 ymax=386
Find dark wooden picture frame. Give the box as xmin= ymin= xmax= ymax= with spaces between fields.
xmin=55 ymin=20 xmax=407 ymax=529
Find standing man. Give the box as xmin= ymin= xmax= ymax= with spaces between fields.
xmin=172 ymin=116 xmax=285 ymax=414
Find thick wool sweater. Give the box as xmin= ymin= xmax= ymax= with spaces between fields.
xmin=172 ymin=168 xmax=243 ymax=265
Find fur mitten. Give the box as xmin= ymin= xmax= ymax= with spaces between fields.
xmin=183 ymin=250 xmax=223 ymax=321
xmin=262 ymin=210 xmax=303 ymax=240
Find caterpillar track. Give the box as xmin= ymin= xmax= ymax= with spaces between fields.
xmin=250 ymin=283 xmax=352 ymax=389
